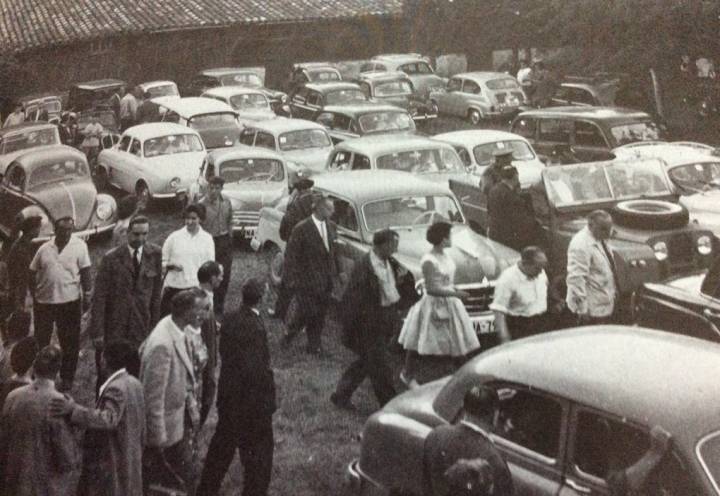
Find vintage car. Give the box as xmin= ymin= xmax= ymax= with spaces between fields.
xmin=362 ymin=54 xmax=445 ymax=99
xmin=315 ymin=103 xmax=416 ymax=144
xmin=349 ymin=325 xmax=720 ymax=496
xmin=138 ymin=80 xmax=180 ymax=104
xmin=0 ymin=145 xmax=116 ymax=241
xmin=238 ymin=118 xmax=333 ymax=181
xmin=251 ymin=169 xmax=519 ymax=341
xmin=354 ymin=71 xmax=437 ymax=122
xmin=185 ymin=67 xmax=288 ymax=113
xmin=289 ymin=82 xmax=367 ymax=120
xmin=189 ymin=146 xmax=288 ymax=240
xmin=96 ymin=123 xmax=205 ymax=202
xmin=200 ymin=86 xmax=277 ymax=126
xmin=19 ymin=93 xmax=63 ymax=124
xmin=157 ymin=97 xmax=240 ymax=149
xmin=510 ymin=106 xmax=664 ymax=162
xmin=551 ymin=75 xmax=621 ymax=107
xmin=0 ymin=122 xmax=62 ymax=176
xmin=429 ymin=72 xmax=527 ymax=124
xmin=434 ymin=130 xmax=545 ymax=188
xmin=286 ymin=62 xmax=343 ymax=93
xmin=67 ymin=79 xmax=126 ymax=112
xmin=325 ymin=135 xmax=468 ymax=185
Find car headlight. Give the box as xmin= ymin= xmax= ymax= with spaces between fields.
xmin=698 ymin=235 xmax=713 ymax=255
xmin=169 ymin=177 xmax=181 ymax=189
xmin=96 ymin=201 xmax=113 ymax=221
xmin=653 ymin=241 xmax=668 ymax=261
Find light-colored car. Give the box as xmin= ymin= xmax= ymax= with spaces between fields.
xmin=201 ymin=86 xmax=277 ymax=126
xmin=186 ymin=67 xmax=288 ymax=113
xmin=287 ymin=62 xmax=343 ymax=93
xmin=138 ymin=80 xmax=181 ymax=105
xmin=19 ymin=93 xmax=63 ymax=124
xmin=362 ymin=54 xmax=445 ymax=99
xmin=157 ymin=97 xmax=240 ymax=149
xmin=97 ymin=123 xmax=206 ymax=202
xmin=190 ymin=145 xmax=289 ymax=239
xmin=238 ymin=118 xmax=333 ymax=183
xmin=0 ymin=122 xmax=61 ymax=176
xmin=430 ymin=72 xmax=527 ymax=124
xmin=434 ymin=130 xmax=544 ymax=188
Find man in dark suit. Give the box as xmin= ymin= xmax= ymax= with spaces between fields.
xmin=332 ymin=229 xmax=412 ymax=409
xmin=282 ymin=195 xmax=340 ymax=355
xmin=196 ymin=278 xmax=276 ymax=496
xmin=90 ymin=215 xmax=162 ymax=380
xmin=487 ymin=165 xmax=538 ymax=252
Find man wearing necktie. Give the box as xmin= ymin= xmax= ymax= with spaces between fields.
xmin=282 ymin=195 xmax=341 ymax=356
xmin=566 ymin=210 xmax=618 ymax=324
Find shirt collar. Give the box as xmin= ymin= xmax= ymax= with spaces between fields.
xmin=99 ymin=368 xmax=126 ymax=398
xmin=128 ymin=244 xmax=143 ymax=258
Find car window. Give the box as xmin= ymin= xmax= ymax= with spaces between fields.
xmin=447 ymin=78 xmax=462 ymax=92
xmin=218 ymin=158 xmax=284 ymax=183
xmin=554 ymin=86 xmax=572 ymax=102
xmin=358 ymin=111 xmax=414 ymax=133
xmin=377 ymin=148 xmax=463 ymax=173
xmin=118 ymin=135 xmax=132 ymax=151
xmin=278 ymin=129 xmax=331 ymax=151
xmin=360 ymin=63 xmax=375 ymax=73
xmin=308 ymin=69 xmax=341 ymax=83
xmin=219 ymin=73 xmax=262 ymax=87
xmin=512 ymin=118 xmax=536 ymax=139
xmin=229 ymin=93 xmax=269 ymax=111
xmin=0 ymin=128 xmax=59 ymax=154
xmin=293 ymin=87 xmax=309 ymax=103
xmin=5 ymin=165 xmax=26 ymax=189
xmin=188 ymin=113 xmax=237 ymax=130
xmin=306 ymin=92 xmax=321 ymax=107
xmin=375 ymin=80 xmax=413 ymax=97
xmin=255 ymin=132 xmax=276 ymax=150
xmin=473 ymin=140 xmax=536 ymax=167
xmin=462 ymin=80 xmax=481 ymax=94
xmin=129 ymin=139 xmax=142 ymax=157
xmin=333 ymin=114 xmax=353 ymax=132
xmin=144 ymin=134 xmax=203 ymax=157
xmin=316 ymin=112 xmax=335 ymax=129
xmin=362 ymin=194 xmax=463 ymax=231
xmin=610 ymin=121 xmax=661 ymax=146
xmin=162 ymin=111 xmax=181 ymax=124
xmin=329 ymin=196 xmax=359 ymax=232
xmin=538 ymin=119 xmax=571 ymax=143
xmin=401 ymin=62 xmax=432 ymax=74
xmin=359 ymin=81 xmax=372 ymax=98
xmin=454 ymin=146 xmax=472 ymax=167
xmin=574 ymin=121 xmax=608 ymax=148
xmin=351 ymin=153 xmax=371 ymax=170
xmin=329 ymin=151 xmax=352 ymax=170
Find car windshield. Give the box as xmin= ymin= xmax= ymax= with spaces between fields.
xmin=278 ymin=129 xmax=331 ymax=151
xmin=218 ymin=158 xmax=284 ymax=182
xmin=374 ymin=80 xmax=413 ymax=97
xmin=358 ymin=111 xmax=414 ymax=133
xmin=219 ymin=73 xmax=262 ymax=87
xmin=543 ymin=158 xmax=671 ymax=206
xmin=77 ymin=111 xmax=117 ymax=129
xmin=377 ymin=147 xmax=465 ymax=174
xmin=402 ymin=62 xmax=433 ymax=75
xmin=146 ymin=84 xmax=178 ymax=98
xmin=229 ymin=93 xmax=270 ymax=111
xmin=188 ymin=113 xmax=237 ymax=130
xmin=325 ymin=89 xmax=367 ymax=105
xmin=0 ymin=128 xmax=59 ymax=154
xmin=668 ymin=162 xmax=720 ymax=191
xmin=144 ymin=134 xmax=203 ymax=157
xmin=610 ymin=121 xmax=661 ymax=146
xmin=486 ymin=78 xmax=521 ymax=90
xmin=29 ymin=159 xmax=89 ymax=187
xmin=363 ymin=194 xmax=463 ymax=231
xmin=697 ymin=431 xmax=720 ymax=490
xmin=308 ymin=69 xmax=341 ymax=82
xmin=473 ymin=140 xmax=535 ymax=166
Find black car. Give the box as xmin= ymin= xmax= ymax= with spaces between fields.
xmin=67 ymin=79 xmax=126 ymax=113
xmin=354 ymin=71 xmax=437 ymax=122
xmin=314 ymin=102 xmax=417 ymax=144
xmin=289 ymin=82 xmax=367 ymax=121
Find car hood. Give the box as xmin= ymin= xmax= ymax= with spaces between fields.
xmin=27 ymin=179 xmax=97 ymax=228
xmin=283 ymin=147 xmax=332 ymax=174
xmin=238 ymin=109 xmax=277 ymax=122
xmin=0 ymin=145 xmax=59 ymax=175
xmin=147 ymin=152 xmax=205 ymax=180
xmin=197 ymin=127 xmax=240 ymax=149
xmin=407 ymin=74 xmax=445 ymax=94
xmin=221 ymin=181 xmax=286 ymax=210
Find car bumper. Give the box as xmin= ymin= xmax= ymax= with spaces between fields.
xmin=410 ymin=111 xmax=438 ymax=121
xmin=34 ymin=222 xmax=117 ymax=243
xmin=153 ymin=188 xmax=189 ymax=200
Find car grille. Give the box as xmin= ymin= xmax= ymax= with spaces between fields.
xmin=666 ymin=233 xmax=694 ymax=273
xmin=232 ymin=210 xmax=260 ymax=227
xmin=459 ymin=284 xmax=495 ymax=313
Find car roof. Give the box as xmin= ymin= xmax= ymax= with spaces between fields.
xmin=322 ymin=102 xmax=408 ymax=115
xmin=373 ymin=53 xmax=426 ymax=63
xmin=517 ymin=106 xmax=652 ymax=124
xmin=200 ymin=67 xmax=261 ymax=77
xmin=614 ymin=143 xmax=719 ymax=167
xmin=10 ymin=144 xmax=86 ymax=169
xmin=139 ymin=80 xmax=176 ymax=89
xmin=434 ymin=130 xmax=529 ymax=147
xmin=201 ymin=86 xmax=267 ymax=98
xmin=247 ymin=117 xmax=326 ymax=134
xmin=453 ymin=72 xmax=517 ymax=83
xmin=297 ymin=63 xmax=338 ymax=71
xmin=72 ymin=79 xmax=125 ymax=90
xmin=123 ymin=123 xmax=202 ymax=141
xmin=303 ymin=81 xmax=361 ymax=93
xmin=0 ymin=121 xmax=57 ymax=137
xmin=357 ymin=71 xmax=410 ymax=82
xmin=157 ymin=97 xmax=236 ymax=117
xmin=438 ymin=326 xmax=720 ymax=444
xmin=208 ymin=144 xmax=284 ymax=162
xmin=313 ymin=169 xmax=452 ymax=202
xmin=18 ymin=92 xmax=61 ymax=103
xmin=335 ymin=135 xmax=453 ymax=156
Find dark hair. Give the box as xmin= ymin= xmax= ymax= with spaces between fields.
xmin=143 ymin=91 xmax=152 ymax=99
xmin=185 ymin=203 xmax=205 ymax=221
xmin=499 ymin=165 xmax=518 ymax=181
xmin=463 ymin=385 xmax=499 ymax=418
xmin=103 ymin=339 xmax=138 ymax=372
xmin=6 ymin=310 xmax=31 ymax=342
xmin=311 ymin=193 xmax=331 ymax=211
xmin=19 ymin=216 xmax=42 ymax=235
xmin=208 ymin=176 xmax=225 ymax=187
xmin=197 ymin=261 xmax=222 ymax=284
xmin=34 ymin=345 xmax=62 ymax=378
xmin=54 ymin=216 xmax=74 ymax=229
xmin=117 ymin=195 xmax=139 ymax=220
xmin=242 ymin=277 xmax=265 ymax=307
xmin=426 ymin=221 xmax=452 ymax=245
xmin=295 ymin=178 xmax=314 ymax=191
xmin=588 ymin=209 xmax=612 ymax=224
xmin=171 ymin=287 xmax=207 ymax=318
xmin=373 ymin=228 xmax=398 ymax=246
xmin=128 ymin=215 xmax=150 ymax=229
xmin=520 ymin=246 xmax=545 ymax=264
xmin=10 ymin=336 xmax=37 ymax=375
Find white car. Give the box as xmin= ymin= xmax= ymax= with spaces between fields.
xmin=434 ymin=130 xmax=545 ymax=188
xmin=139 ymin=80 xmax=180 ymax=105
xmin=97 ymin=123 xmax=206 ymax=202
xmin=0 ymin=122 xmax=61 ymax=176
xmin=200 ymin=86 xmax=276 ymax=127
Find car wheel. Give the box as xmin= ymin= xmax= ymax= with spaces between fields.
xmin=94 ymin=166 xmax=109 ymax=191
xmin=135 ymin=181 xmax=151 ymax=210
xmin=612 ymin=199 xmax=688 ymax=230
xmin=468 ymin=109 xmax=482 ymax=125
xmin=264 ymin=243 xmax=283 ymax=292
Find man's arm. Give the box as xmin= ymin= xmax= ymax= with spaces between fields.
xmin=489 ymin=274 xmax=513 ymax=343
xmin=52 ymin=381 xmax=127 ymax=430
xmin=566 ymin=240 xmax=590 ymax=316
xmin=141 ymin=343 xmax=172 ymax=447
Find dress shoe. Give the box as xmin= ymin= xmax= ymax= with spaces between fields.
xmin=330 ymin=392 xmax=356 ymax=411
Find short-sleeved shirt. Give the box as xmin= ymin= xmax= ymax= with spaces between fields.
xmin=490 ymin=263 xmax=548 ymax=317
xmin=29 ymin=236 xmax=91 ymax=304
xmin=161 ymin=227 xmax=215 ymax=289
xmin=199 ymin=195 xmax=233 ymax=237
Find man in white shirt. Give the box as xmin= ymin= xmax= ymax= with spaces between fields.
xmin=3 ymin=102 xmax=25 ymax=128
xmin=491 ymin=246 xmax=548 ymax=343
xmin=161 ymin=204 xmax=215 ymax=316
xmin=29 ymin=217 xmax=92 ymax=391
xmin=119 ymin=87 xmax=140 ymax=131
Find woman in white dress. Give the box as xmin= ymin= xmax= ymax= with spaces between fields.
xmin=398 ymin=222 xmax=480 ymax=387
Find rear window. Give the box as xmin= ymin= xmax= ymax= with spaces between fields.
xmin=473 ymin=140 xmax=535 ymax=167
xmin=325 ymin=89 xmax=367 ymax=105
xmin=308 ymin=69 xmax=341 ymax=82
xmin=144 ymin=134 xmax=203 ymax=157
xmin=218 ymin=158 xmax=284 ymax=182
xmin=188 ymin=113 xmax=237 ymax=130
xmin=278 ymin=129 xmax=331 ymax=151
xmin=219 ymin=73 xmax=262 ymax=87
xmin=377 ymin=147 xmax=464 ymax=173
xmin=401 ymin=62 xmax=433 ymax=75
xmin=610 ymin=121 xmax=661 ymax=146
xmin=358 ymin=111 xmax=414 ymax=133
xmin=486 ymin=78 xmax=521 ymax=90
xmin=229 ymin=93 xmax=269 ymax=111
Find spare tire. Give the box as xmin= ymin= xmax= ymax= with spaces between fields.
xmin=611 ymin=200 xmax=689 ymax=230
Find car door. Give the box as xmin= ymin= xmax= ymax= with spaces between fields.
xmin=239 ymin=128 xmax=257 ymax=147
xmin=290 ymin=87 xmax=311 ymax=119
xmin=535 ymin=118 xmax=572 ymax=158
xmin=120 ymin=138 xmax=144 ymax=193
xmin=107 ymin=134 xmax=133 ymax=189
xmin=437 ymin=78 xmax=463 ymax=116
xmin=328 ymin=194 xmax=367 ymax=296
xmin=571 ymin=121 xmax=614 ymax=162
xmin=460 ymin=79 xmax=485 ymax=115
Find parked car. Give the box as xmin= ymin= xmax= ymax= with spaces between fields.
xmin=289 ymin=82 xmax=367 ymax=120
xmin=200 ymin=86 xmax=277 ymax=126
xmin=96 ymin=123 xmax=206 ymax=203
xmin=138 ymin=80 xmax=180 ymax=104
xmin=551 ymin=75 xmax=621 ymax=107
xmin=449 ymin=157 xmax=714 ymax=317
xmin=67 ymin=79 xmax=126 ymax=113
xmin=315 ymin=103 xmax=416 ymax=144
xmin=0 ymin=145 xmax=117 ymax=241
xmin=74 ymin=109 xmax=122 ymax=166
xmin=185 ymin=67 xmax=288 ymax=113
xmin=19 ymin=93 xmax=63 ymax=124
xmin=354 ymin=71 xmax=437 ymax=122
xmin=157 ymin=97 xmax=240 ymax=149
xmin=349 ymin=325 xmax=720 ymax=496
xmin=325 ymin=135 xmax=468 ymax=186
xmin=430 ymin=72 xmax=527 ymax=124
xmin=510 ymin=106 xmax=664 ymax=162
xmin=238 ymin=118 xmax=333 ymax=182
xmin=363 ymin=54 xmax=445 ymax=98
xmin=0 ymin=123 xmax=62 ymax=176
xmin=251 ymin=169 xmax=519 ymax=342
xmin=434 ymin=130 xmax=545 ymax=188
xmin=189 ymin=146 xmax=289 ymax=240
xmin=286 ymin=62 xmax=343 ymax=93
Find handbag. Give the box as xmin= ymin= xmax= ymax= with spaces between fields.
xmin=431 ymin=298 xmax=451 ymax=322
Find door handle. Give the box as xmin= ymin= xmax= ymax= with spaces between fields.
xmin=565 ymin=478 xmax=591 ymax=494
xmin=704 ymin=308 xmax=720 ymax=319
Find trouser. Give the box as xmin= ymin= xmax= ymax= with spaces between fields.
xmin=144 ymin=415 xmax=197 ymax=495
xmin=160 ymin=287 xmax=187 ymax=318
xmin=506 ymin=314 xmax=547 ymax=341
xmin=196 ymin=414 xmax=274 ymax=496
xmin=213 ymin=234 xmax=233 ymax=315
xmin=273 ymin=278 xmax=291 ymax=320
xmin=33 ymin=299 xmax=81 ymax=383
xmin=289 ymin=292 xmax=330 ymax=351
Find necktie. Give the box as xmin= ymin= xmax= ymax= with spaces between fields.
xmin=133 ymin=248 xmax=141 ymax=278
xmin=600 ymin=240 xmax=620 ymax=290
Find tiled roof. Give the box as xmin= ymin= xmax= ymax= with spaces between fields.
xmin=0 ymin=0 xmax=405 ymax=54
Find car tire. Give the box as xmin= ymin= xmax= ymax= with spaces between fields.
xmin=265 ymin=243 xmax=283 ymax=292
xmin=612 ymin=199 xmax=689 ymax=230
xmin=468 ymin=109 xmax=482 ymax=125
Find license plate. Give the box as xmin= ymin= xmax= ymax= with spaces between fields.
xmin=471 ymin=315 xmax=495 ymax=335
xmin=242 ymin=227 xmax=257 ymax=238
